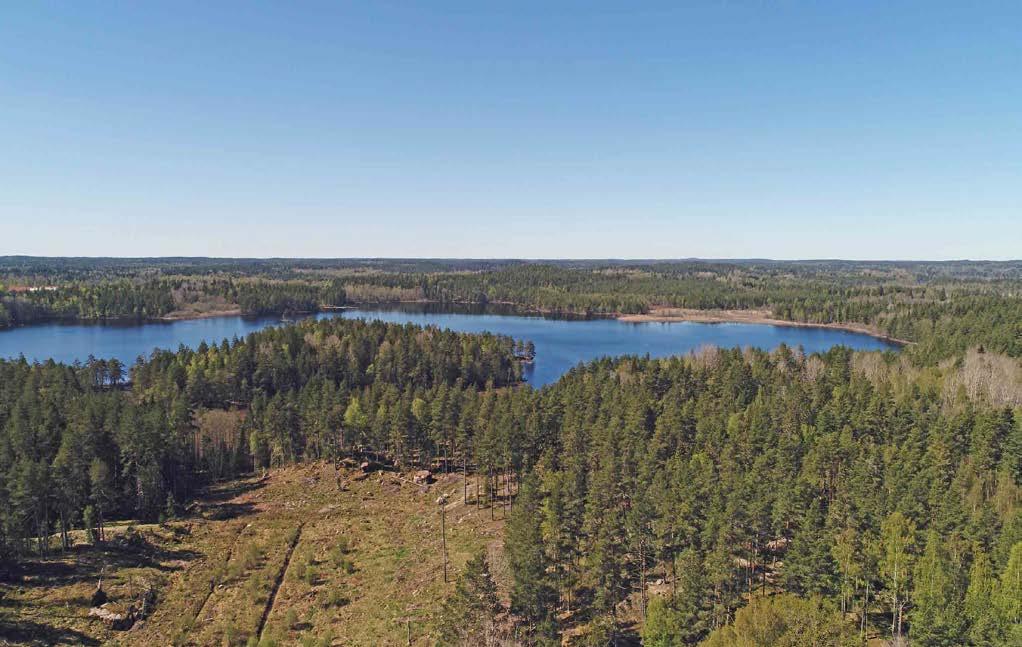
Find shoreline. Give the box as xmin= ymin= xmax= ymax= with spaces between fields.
xmin=158 ymin=308 xmax=243 ymax=321
xmin=617 ymin=308 xmax=913 ymax=346
xmin=157 ymin=302 xmax=912 ymax=346
xmin=1 ymin=302 xmax=912 ymax=346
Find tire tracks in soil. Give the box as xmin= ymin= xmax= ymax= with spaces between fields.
xmin=255 ymin=522 xmax=306 ymax=642
xmin=193 ymin=521 xmax=247 ymax=625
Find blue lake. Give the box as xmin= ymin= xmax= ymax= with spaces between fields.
xmin=0 ymin=306 xmax=899 ymax=386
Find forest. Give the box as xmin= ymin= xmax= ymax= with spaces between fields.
xmin=1 ymin=316 xmax=1020 ymax=643
xmin=0 ymin=259 xmax=1021 ymax=644
xmin=0 ymin=318 xmax=522 ymax=552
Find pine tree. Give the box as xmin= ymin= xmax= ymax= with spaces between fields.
xmin=88 ymin=458 xmax=112 ymax=543
xmin=1002 ymin=412 xmax=1022 ymax=483
xmin=582 ymin=425 xmax=631 ymax=616
xmin=540 ymin=469 xmax=580 ymax=612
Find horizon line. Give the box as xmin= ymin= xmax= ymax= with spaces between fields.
xmin=2 ymin=255 xmax=1022 ymax=264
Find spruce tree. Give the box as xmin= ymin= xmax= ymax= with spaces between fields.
xmin=783 ymin=498 xmax=837 ymax=596
xmin=435 ymin=552 xmax=499 ymax=647
xmin=505 ymin=472 xmax=556 ymax=632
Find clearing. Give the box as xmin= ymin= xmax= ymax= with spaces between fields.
xmin=0 ymin=462 xmax=508 ymax=646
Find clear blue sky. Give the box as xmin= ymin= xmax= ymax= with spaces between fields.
xmin=2 ymin=2 xmax=1019 ymax=259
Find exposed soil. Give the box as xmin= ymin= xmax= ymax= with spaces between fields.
xmin=618 ymin=307 xmax=913 ymax=345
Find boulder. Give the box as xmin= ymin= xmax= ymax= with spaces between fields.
xmin=89 ymin=603 xmax=136 ymax=630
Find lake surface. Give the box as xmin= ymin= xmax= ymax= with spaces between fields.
xmin=0 ymin=306 xmax=899 ymax=386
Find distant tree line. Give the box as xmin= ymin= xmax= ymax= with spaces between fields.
xmin=4 ymin=260 xmax=1019 ymax=364
xmin=0 ymin=280 xmax=176 ymax=326
xmin=0 ymin=278 xmax=348 ymax=326
xmin=371 ymin=264 xmax=1022 ymax=363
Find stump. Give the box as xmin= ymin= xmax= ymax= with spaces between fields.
xmin=90 ymin=582 xmax=108 ymax=607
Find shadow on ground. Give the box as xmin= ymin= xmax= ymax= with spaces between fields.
xmin=199 ymin=477 xmax=266 ymax=504
xmin=12 ymin=537 xmax=203 ymax=590
xmin=0 ymin=618 xmax=101 ymax=646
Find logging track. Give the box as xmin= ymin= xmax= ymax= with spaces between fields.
xmin=255 ymin=522 xmax=306 ymax=641
xmin=193 ymin=521 xmax=247 ymax=625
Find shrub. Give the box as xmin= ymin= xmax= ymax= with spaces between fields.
xmin=83 ymin=506 xmax=97 ymax=544
xmin=291 ymin=559 xmax=307 ymax=583
xmin=320 ymin=586 xmax=349 ymax=609
xmin=700 ymin=594 xmax=857 ymax=647
xmin=336 ymin=536 xmax=350 ymax=555
xmin=221 ymin=622 xmax=239 ymax=646
xmin=330 ymin=538 xmax=354 ymax=570
xmin=304 ymin=564 xmax=318 ymax=586
xmin=642 ymin=596 xmax=688 ymax=647
xmin=242 ymin=544 xmax=262 ymax=570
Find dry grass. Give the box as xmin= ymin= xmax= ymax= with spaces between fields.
xmin=0 ymin=464 xmax=507 ymax=647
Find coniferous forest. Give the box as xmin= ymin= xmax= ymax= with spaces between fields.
xmin=2 ymin=257 xmax=1021 ymax=363
xmin=0 ymin=260 xmax=1020 ymax=645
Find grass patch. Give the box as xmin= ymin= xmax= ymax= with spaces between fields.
xmin=6 ymin=465 xmax=507 ymax=646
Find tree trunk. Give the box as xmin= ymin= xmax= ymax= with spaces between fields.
xmin=861 ymin=580 xmax=869 ymax=637
xmin=503 ymin=463 xmax=510 ymax=519
xmin=59 ymin=511 xmax=69 ymax=551
xmin=671 ymin=552 xmax=678 ymax=598
xmin=440 ymin=501 xmax=448 ymax=583
xmin=892 ymin=590 xmax=898 ymax=642
xmin=897 ymin=602 xmax=904 ymax=642
xmin=639 ymin=539 xmax=647 ymax=619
